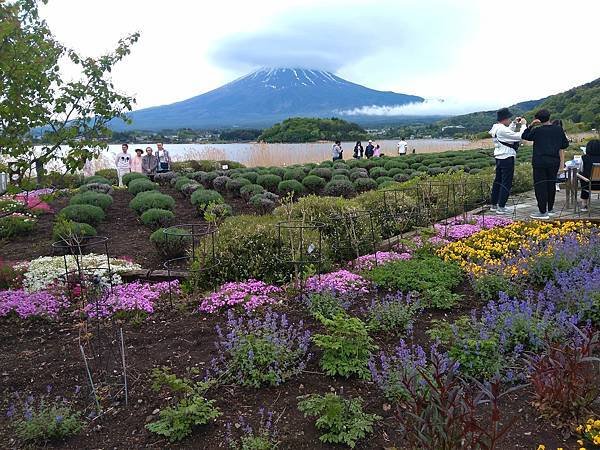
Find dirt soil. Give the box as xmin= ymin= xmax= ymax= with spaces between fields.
xmin=0 ymin=285 xmax=583 ymax=450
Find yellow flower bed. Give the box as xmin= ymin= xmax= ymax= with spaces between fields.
xmin=437 ymin=220 xmax=592 ymax=277
xmin=576 ymin=417 xmax=600 ymax=447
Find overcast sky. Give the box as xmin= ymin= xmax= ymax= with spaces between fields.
xmin=41 ymin=0 xmax=600 ymax=115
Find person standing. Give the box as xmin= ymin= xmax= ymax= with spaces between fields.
xmin=579 ymin=139 xmax=600 ymax=212
xmin=365 ymin=140 xmax=375 ymax=159
xmin=373 ymin=144 xmax=381 ymax=157
xmin=142 ymin=147 xmax=159 ymax=175
xmin=353 ymin=141 xmax=364 ymax=159
xmin=115 ymin=143 xmax=131 ymax=187
xmin=521 ymin=109 xmax=569 ymax=219
xmin=397 ymin=138 xmax=408 ymax=155
xmin=332 ymin=140 xmax=343 ymax=161
xmin=131 ymin=148 xmax=144 ymax=173
xmin=488 ymin=108 xmax=527 ymax=214
xmin=156 ymin=142 xmax=171 ymax=172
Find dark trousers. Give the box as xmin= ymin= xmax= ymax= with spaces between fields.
xmin=490 ymin=157 xmax=514 ymax=207
xmin=533 ymin=165 xmax=559 ymax=213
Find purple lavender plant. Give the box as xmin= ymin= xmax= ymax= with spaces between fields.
xmin=207 ymin=310 xmax=312 ymax=388
xmin=363 ymin=293 xmax=423 ymax=335
xmin=225 ymin=407 xmax=279 ymax=449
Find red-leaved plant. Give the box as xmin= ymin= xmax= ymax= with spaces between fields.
xmin=527 ymin=327 xmax=600 ymax=426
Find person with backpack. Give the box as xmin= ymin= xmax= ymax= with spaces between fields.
xmin=522 ymin=109 xmax=569 ymax=219
xmin=488 ymin=108 xmax=527 ymax=214
xmin=332 ymin=140 xmax=343 ymax=161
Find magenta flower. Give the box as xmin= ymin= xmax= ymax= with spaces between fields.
xmin=351 ymin=251 xmax=412 ymax=271
xmin=305 ymin=270 xmax=371 ymax=296
xmin=0 ymin=289 xmax=69 ymax=319
xmin=199 ymin=280 xmax=283 ymax=314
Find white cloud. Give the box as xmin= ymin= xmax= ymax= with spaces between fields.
xmin=38 ymin=0 xmax=600 ymax=113
xmin=339 ymin=98 xmax=494 ymax=116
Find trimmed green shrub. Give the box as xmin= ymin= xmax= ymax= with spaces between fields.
xmin=240 ymin=172 xmax=259 ymax=184
xmin=190 ymin=171 xmax=208 ymax=183
xmin=283 ymin=168 xmax=305 ymax=182
xmin=256 ymin=174 xmax=282 ymax=192
xmin=332 ymin=174 xmax=350 ymax=182
xmin=122 ymin=172 xmax=147 ymax=186
xmin=333 ymin=168 xmax=350 ymax=177
xmin=154 ymin=172 xmax=178 ymax=185
xmin=249 ymin=193 xmax=279 ymax=212
xmin=181 ymin=183 xmax=203 ymax=197
xmin=212 ymin=176 xmax=231 ymax=193
xmin=268 ymin=167 xmax=285 ymax=178
xmin=278 ymin=180 xmax=306 ymax=197
xmin=323 ymin=179 xmax=356 ymax=198
xmin=69 ymin=192 xmax=113 ymax=210
xmin=240 ymin=183 xmax=265 ymax=201
xmin=308 ymin=167 xmax=332 ymax=180
xmin=129 ymin=191 xmax=176 ymax=214
xmin=376 ymin=176 xmax=394 ymax=185
xmin=140 ymin=208 xmax=176 ymax=229
xmin=393 ymin=173 xmax=410 ymax=183
xmin=78 ymin=182 xmax=114 ymax=196
xmin=150 ymin=227 xmax=192 ymax=259
xmin=200 ymin=171 xmax=219 ymax=187
xmin=52 ymin=220 xmax=97 ymax=242
xmin=369 ymin=167 xmax=388 ymax=178
xmin=59 ymin=204 xmax=105 ymax=225
xmin=174 ymin=176 xmax=193 ymax=191
xmin=226 ymin=177 xmax=251 ymax=194
xmin=82 ymin=175 xmax=111 ymax=186
xmin=128 ymin=178 xmax=158 ymax=196
xmin=94 ymin=168 xmax=118 ymax=184
xmin=190 ymin=189 xmax=224 ymax=211
xmin=302 ymin=175 xmax=326 ymax=193
xmin=353 ymin=177 xmax=378 ymax=193
xmin=349 ymin=170 xmax=369 ymax=182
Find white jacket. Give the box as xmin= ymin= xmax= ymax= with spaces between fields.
xmin=489 ymin=122 xmax=526 ymax=159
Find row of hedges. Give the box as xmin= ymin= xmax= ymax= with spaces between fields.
xmin=52 ymin=177 xmax=118 ymax=242
xmin=119 ymin=173 xmax=189 ymax=259
xmin=189 ymin=165 xmax=535 ymax=290
xmin=158 ymin=147 xmax=534 ymax=204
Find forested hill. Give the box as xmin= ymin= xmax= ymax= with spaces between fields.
xmin=258 ymin=117 xmax=368 ymax=143
xmin=531 ymin=77 xmax=600 ymax=128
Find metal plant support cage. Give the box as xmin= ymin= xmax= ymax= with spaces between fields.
xmin=381 ymin=179 xmax=493 ymax=243
xmin=325 ymin=210 xmax=379 ymax=268
xmin=276 ymin=220 xmax=324 ymax=299
xmin=51 ymin=236 xmax=130 ymax=413
xmin=162 ymin=223 xmax=217 ymax=302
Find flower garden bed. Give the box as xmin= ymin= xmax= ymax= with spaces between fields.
xmin=1 ymin=218 xmax=600 ymax=449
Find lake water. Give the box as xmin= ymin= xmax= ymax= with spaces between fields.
xmin=103 ymin=138 xmax=480 ymax=168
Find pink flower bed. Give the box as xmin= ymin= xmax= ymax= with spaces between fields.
xmin=434 ymin=215 xmax=513 ymax=241
xmin=0 ymin=289 xmax=68 ymax=319
xmin=305 ymin=270 xmax=370 ymax=296
xmin=85 ymin=280 xmax=179 ymax=318
xmin=14 ymin=193 xmax=52 ymax=213
xmin=199 ymin=280 xmax=283 ymax=314
xmin=351 ymin=251 xmax=412 ymax=271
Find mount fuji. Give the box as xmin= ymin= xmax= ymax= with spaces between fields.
xmin=113 ymin=68 xmax=424 ymax=130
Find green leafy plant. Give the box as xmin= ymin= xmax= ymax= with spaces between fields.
xmin=256 ymin=174 xmax=282 ymax=192
xmin=150 ymin=227 xmax=192 ymax=258
xmin=82 ymin=176 xmax=111 ymax=185
xmin=306 ymin=292 xmax=347 ymax=320
xmin=121 ymin=172 xmax=147 ymax=186
xmin=58 ymin=204 xmax=105 ymax=226
xmin=301 ymin=175 xmax=326 ymax=193
xmin=365 ymin=294 xmax=423 ymax=334
xmin=240 ymin=183 xmax=265 ymax=200
xmin=0 ymin=215 xmax=36 ymax=239
xmin=146 ymin=367 xmax=220 ymax=443
xmin=128 ymin=178 xmax=158 ymax=196
xmin=52 ymin=218 xmax=97 ymax=242
xmin=190 ymin=189 xmax=224 ymax=212
xmin=323 ymin=179 xmax=356 ymax=198
xmin=277 ymin=180 xmax=305 ymax=197
xmin=140 ymin=208 xmax=175 ymax=229
xmin=423 ymin=287 xmax=463 ymax=309
xmin=313 ymin=314 xmax=376 ymax=379
xmin=69 ymin=192 xmax=113 ymax=210
xmin=297 ymin=392 xmax=380 ymax=448
xmin=129 ymin=191 xmax=175 ymax=214
xmin=11 ymin=397 xmax=82 ymax=444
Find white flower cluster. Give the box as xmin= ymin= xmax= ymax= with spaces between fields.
xmin=16 ymin=254 xmax=141 ymax=293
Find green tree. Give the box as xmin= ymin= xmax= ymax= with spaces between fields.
xmin=0 ymin=0 xmax=139 ymax=179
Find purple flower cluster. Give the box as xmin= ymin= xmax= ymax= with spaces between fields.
xmin=207 ymin=309 xmax=312 ymax=387
xmin=350 ymin=251 xmax=412 ymax=272
xmin=0 ymin=289 xmax=68 ymax=319
xmin=435 ymin=215 xmax=513 ymax=241
xmin=225 ymin=407 xmax=278 ymax=448
xmin=363 ymin=292 xmax=423 ymax=334
xmin=305 ymin=270 xmax=371 ymax=297
xmin=369 ymin=340 xmax=455 ymax=401
xmin=84 ymin=280 xmax=178 ymax=318
xmin=199 ymin=279 xmax=283 ymax=314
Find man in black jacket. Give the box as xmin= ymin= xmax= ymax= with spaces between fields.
xmin=365 ymin=140 xmax=375 ymax=159
xmin=521 ymin=109 xmax=569 ymax=219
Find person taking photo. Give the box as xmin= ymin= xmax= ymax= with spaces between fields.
xmin=488 ymin=108 xmax=527 ymax=214
xmin=521 ymin=109 xmax=569 ymax=219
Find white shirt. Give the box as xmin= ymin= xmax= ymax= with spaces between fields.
xmin=489 ymin=122 xmax=526 ymax=159
xmin=397 ymin=140 xmax=408 ymax=154
xmin=115 ymin=152 xmax=131 ymax=170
